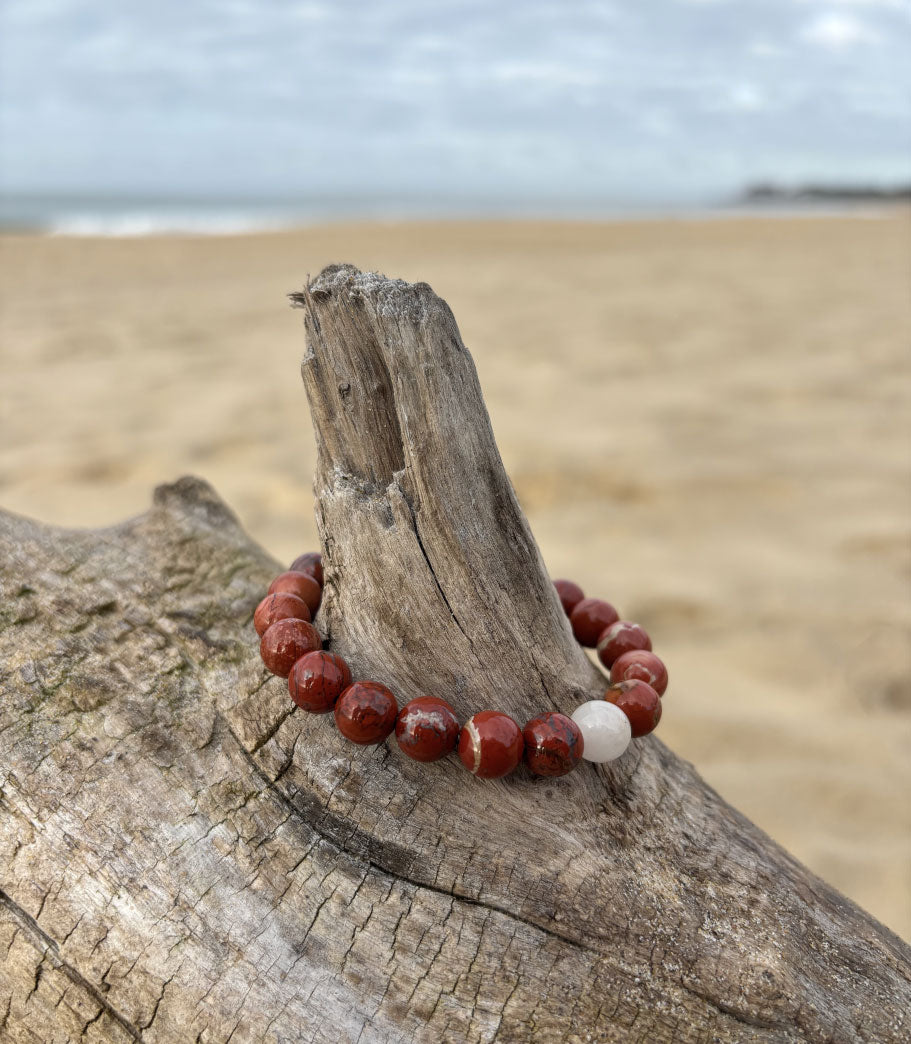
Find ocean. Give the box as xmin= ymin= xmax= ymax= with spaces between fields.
xmin=0 ymin=192 xmax=892 ymax=236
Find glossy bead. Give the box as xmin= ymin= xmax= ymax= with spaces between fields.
xmin=290 ymin=552 xmax=323 ymax=587
xmin=334 ymin=681 xmax=398 ymax=744
xmin=458 ymin=711 xmax=524 ymax=778
xmin=253 ymin=591 xmax=311 ymax=637
xmin=260 ymin=618 xmax=322 ymax=678
xmin=604 ymin=680 xmax=662 ymax=738
xmin=596 ymin=620 xmax=651 ymax=667
xmin=570 ymin=700 xmax=631 ymax=762
xmin=288 ymin=651 xmax=352 ymax=713
xmin=268 ymin=571 xmax=322 ymax=615
xmin=553 ymin=579 xmax=585 ymax=616
xmin=522 ymin=712 xmax=584 ymax=777
xmin=395 ymin=697 xmax=460 ymax=762
xmin=610 ymin=650 xmax=668 ymax=697
xmin=570 ymin=597 xmax=619 ymax=647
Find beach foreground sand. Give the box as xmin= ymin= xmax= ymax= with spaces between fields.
xmin=1 ymin=215 xmax=909 ymax=939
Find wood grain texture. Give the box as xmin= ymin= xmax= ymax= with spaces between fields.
xmin=1 ymin=264 xmax=909 ymax=1042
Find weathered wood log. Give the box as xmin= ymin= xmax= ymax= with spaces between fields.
xmin=1 ymin=263 xmax=908 ymax=1043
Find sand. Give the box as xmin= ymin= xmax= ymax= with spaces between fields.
xmin=1 ymin=214 xmax=909 ymax=940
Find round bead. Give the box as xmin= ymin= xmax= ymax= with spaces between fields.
xmin=604 ymin=680 xmax=662 ymax=738
xmin=570 ymin=700 xmax=631 ymax=763
xmin=395 ymin=697 xmax=460 ymax=762
xmin=260 ymin=618 xmax=322 ymax=678
xmin=334 ymin=681 xmax=398 ymax=744
xmin=522 ymin=712 xmax=584 ymax=777
xmin=570 ymin=597 xmax=619 ymax=647
xmin=253 ymin=591 xmax=311 ymax=637
xmin=288 ymin=651 xmax=352 ymax=713
xmin=458 ymin=711 xmax=524 ymax=778
xmin=268 ymin=571 xmax=322 ymax=615
xmin=290 ymin=552 xmax=323 ymax=587
xmin=596 ymin=620 xmax=651 ymax=668
xmin=610 ymin=650 xmax=668 ymax=697
xmin=553 ymin=579 xmax=585 ymax=616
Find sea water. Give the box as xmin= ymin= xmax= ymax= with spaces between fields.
xmin=0 ymin=191 xmax=892 ymax=237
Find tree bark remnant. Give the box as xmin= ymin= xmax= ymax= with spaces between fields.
xmin=1 ymin=263 xmax=908 ymax=1043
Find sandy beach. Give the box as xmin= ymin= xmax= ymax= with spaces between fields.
xmin=1 ymin=214 xmax=909 ymax=940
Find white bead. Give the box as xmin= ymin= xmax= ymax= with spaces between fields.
xmin=571 ymin=700 xmax=631 ymax=763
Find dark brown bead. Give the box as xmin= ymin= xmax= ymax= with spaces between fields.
xmin=290 ymin=552 xmax=323 ymax=587
xmin=269 ymin=570 xmax=321 ymax=615
xmin=523 ymin=712 xmax=584 ymax=776
xmin=260 ymin=618 xmax=322 ymax=678
xmin=253 ymin=591 xmax=311 ymax=637
xmin=458 ymin=711 xmax=524 ymax=778
xmin=288 ymin=651 xmax=352 ymax=713
xmin=395 ymin=697 xmax=460 ymax=762
xmin=610 ymin=650 xmax=668 ymax=696
xmin=553 ymin=579 xmax=585 ymax=616
xmin=570 ymin=597 xmax=619 ymax=647
xmin=604 ymin=680 xmax=662 ymax=738
xmin=334 ymin=681 xmax=398 ymax=744
xmin=596 ymin=621 xmax=651 ymax=668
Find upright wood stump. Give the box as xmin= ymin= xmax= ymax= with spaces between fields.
xmin=1 ymin=264 xmax=908 ymax=1042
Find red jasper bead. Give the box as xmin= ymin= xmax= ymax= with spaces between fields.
xmin=334 ymin=681 xmax=398 ymax=744
xmin=554 ymin=579 xmax=585 ymax=616
xmin=290 ymin=552 xmax=323 ymax=587
xmin=604 ymin=679 xmax=662 ymax=737
xmin=260 ymin=618 xmax=322 ymax=678
xmin=253 ymin=591 xmax=311 ymax=637
xmin=610 ymin=649 xmax=668 ymax=696
xmin=395 ymin=697 xmax=460 ymax=762
xmin=288 ymin=651 xmax=352 ymax=713
xmin=458 ymin=711 xmax=524 ymax=778
xmin=596 ymin=620 xmax=651 ymax=667
xmin=269 ymin=570 xmax=322 ymax=615
xmin=522 ymin=712 xmax=584 ymax=777
xmin=570 ymin=597 xmax=619 ymax=647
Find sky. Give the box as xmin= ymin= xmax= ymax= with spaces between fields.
xmin=1 ymin=0 xmax=909 ymax=207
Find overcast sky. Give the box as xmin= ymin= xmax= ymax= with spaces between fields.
xmin=1 ymin=0 xmax=909 ymax=205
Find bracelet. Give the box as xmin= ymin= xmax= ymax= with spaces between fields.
xmin=253 ymin=554 xmax=667 ymax=780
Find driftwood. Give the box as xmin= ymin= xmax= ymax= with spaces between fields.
xmin=1 ymin=263 xmax=909 ymax=1043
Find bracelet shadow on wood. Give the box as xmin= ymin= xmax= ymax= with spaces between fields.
xmin=0 ymin=264 xmax=908 ymax=1042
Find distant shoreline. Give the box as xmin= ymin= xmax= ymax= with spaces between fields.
xmin=739 ymin=182 xmax=911 ymax=205
xmin=0 ymin=194 xmax=907 ymax=237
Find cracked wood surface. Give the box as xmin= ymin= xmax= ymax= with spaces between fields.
xmin=1 ymin=263 xmax=909 ymax=1043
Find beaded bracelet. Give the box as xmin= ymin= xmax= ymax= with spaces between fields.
xmin=253 ymin=554 xmax=668 ymax=780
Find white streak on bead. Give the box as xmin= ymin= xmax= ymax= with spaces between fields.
xmin=571 ymin=700 xmax=631 ymax=763
xmin=463 ymin=717 xmax=482 ymax=775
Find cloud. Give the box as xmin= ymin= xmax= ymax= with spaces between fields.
xmin=797 ymin=0 xmax=904 ymax=8
xmin=728 ymin=82 xmax=766 ymax=110
xmin=800 ymin=12 xmax=881 ymax=49
xmin=288 ymin=2 xmax=331 ymax=22
xmin=490 ymin=61 xmax=601 ymax=87
xmin=704 ymin=81 xmax=769 ymax=113
xmin=1 ymin=0 xmax=909 ymax=200
xmin=748 ymin=40 xmax=788 ymax=59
